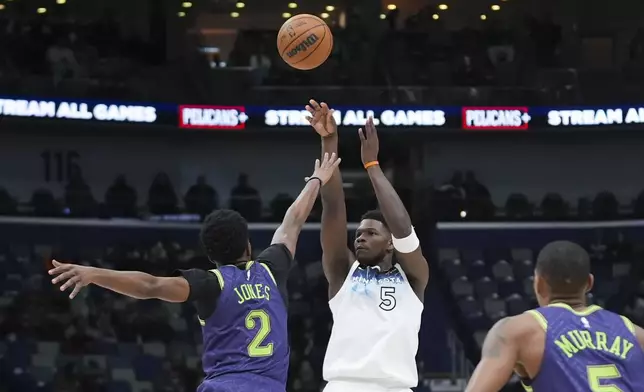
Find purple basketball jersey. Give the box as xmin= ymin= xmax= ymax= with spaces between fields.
xmin=524 ymin=304 xmax=644 ymax=391
xmin=199 ymin=261 xmax=288 ymax=392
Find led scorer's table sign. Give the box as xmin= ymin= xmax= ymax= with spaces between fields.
xmin=0 ymin=98 xmax=158 ymax=123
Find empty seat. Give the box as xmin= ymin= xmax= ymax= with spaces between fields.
xmin=474 ymin=277 xmax=498 ymax=299
xmin=512 ymin=259 xmax=534 ymax=280
xmin=185 ymin=356 xmax=201 ymax=370
xmin=439 ymin=248 xmax=460 ymax=264
xmin=473 ymin=330 xmax=488 ymax=348
xmin=111 ymin=368 xmax=136 ymax=383
xmin=461 ymin=249 xmax=484 ymax=265
xmin=511 ymin=248 xmax=533 ymax=263
xmin=492 ymin=260 xmax=514 ymax=281
xmin=498 ymin=277 xmax=520 ymax=297
xmin=117 ymin=343 xmax=141 ymax=359
xmin=108 ymin=356 xmax=132 ymax=370
xmin=83 ymin=355 xmax=107 ymax=369
xmin=458 ymin=296 xmax=482 ymax=317
xmin=451 ymin=277 xmax=474 ymax=298
xmin=483 ymin=297 xmax=506 ymax=320
xmin=506 ymin=294 xmax=529 ymax=315
xmin=31 ymin=366 xmax=55 ymax=382
xmin=37 ymin=342 xmax=60 ymax=358
xmin=133 ymin=355 xmax=162 ymax=381
xmin=612 ymin=262 xmax=631 ymax=278
xmin=523 ymin=277 xmax=535 ymax=298
xmin=32 ymin=354 xmax=56 ymax=368
xmin=107 ymin=381 xmax=132 ymax=392
xmin=133 ymin=381 xmax=154 ymax=392
xmin=443 ymin=259 xmax=466 ymax=281
xmin=142 ymin=342 xmax=166 ymax=357
xmin=467 ymin=260 xmax=488 ymax=281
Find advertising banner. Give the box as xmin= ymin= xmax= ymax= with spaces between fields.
xmin=3 ymin=95 xmax=644 ymax=132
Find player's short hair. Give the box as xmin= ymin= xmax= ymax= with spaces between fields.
xmin=535 ymin=240 xmax=590 ymax=295
xmin=361 ymin=210 xmax=389 ymax=230
xmin=200 ymin=209 xmax=249 ymax=264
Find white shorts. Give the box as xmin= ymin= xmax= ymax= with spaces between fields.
xmin=324 ymin=380 xmax=413 ymax=392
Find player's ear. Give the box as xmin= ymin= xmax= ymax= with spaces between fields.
xmin=387 ymin=237 xmax=394 ymax=253
xmin=586 ymin=274 xmax=594 ymax=293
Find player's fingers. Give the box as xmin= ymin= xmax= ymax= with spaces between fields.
xmin=314 ymin=159 xmax=320 ymax=170
xmin=309 ymin=99 xmax=320 ymax=110
xmin=358 ymin=128 xmax=366 ymax=142
xmin=332 ymin=157 xmax=342 ymax=169
xmin=305 ymin=105 xmax=315 ymax=115
xmin=48 ymin=264 xmax=71 ymax=275
xmin=52 ymin=270 xmax=76 ymax=284
xmin=69 ymin=283 xmax=83 ymax=299
xmin=328 ymin=152 xmax=337 ymax=164
xmin=305 ymin=115 xmax=313 ymax=124
xmin=60 ymin=275 xmax=81 ymax=291
xmin=52 ymin=260 xmax=64 ymax=267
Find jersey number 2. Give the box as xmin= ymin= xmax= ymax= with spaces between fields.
xmin=587 ymin=364 xmax=623 ymax=392
xmin=245 ymin=309 xmax=274 ymax=357
xmin=379 ymin=287 xmax=396 ymax=311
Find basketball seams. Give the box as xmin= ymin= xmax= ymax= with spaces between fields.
xmin=279 ymin=23 xmax=326 ymax=57
xmin=289 ymin=25 xmax=328 ymax=67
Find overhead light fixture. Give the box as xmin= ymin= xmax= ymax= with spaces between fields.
xmin=491 ymin=4 xmax=500 ymax=10
xmin=282 ymin=12 xmax=292 ymax=18
xmin=178 ymin=11 xmax=186 ymax=17
xmin=386 ymin=4 xmax=396 ymax=10
xmin=288 ymin=2 xmax=297 ymax=8
xmin=182 ymin=1 xmax=192 ymax=8
xmin=480 ymin=14 xmax=487 ymax=20
xmin=325 ymin=5 xmax=335 ymax=11
xmin=438 ymin=4 xmax=448 ymax=10
xmin=56 ymin=0 xmax=66 ymax=4
xmin=0 ymin=4 xmax=5 ymax=9
xmin=380 ymin=13 xmax=386 ymax=19
xmin=230 ymin=11 xmax=240 ymax=17
xmin=432 ymin=13 xmax=439 ymax=20
xmin=320 ymin=12 xmax=329 ymax=18
xmin=37 ymin=7 xmax=47 ymax=13
xmin=236 ymin=2 xmax=244 ymax=8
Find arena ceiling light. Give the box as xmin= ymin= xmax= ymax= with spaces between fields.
xmin=379 ymin=13 xmax=386 ymax=19
xmin=230 ymin=11 xmax=239 ymax=17
xmin=178 ymin=11 xmax=186 ymax=17
xmin=480 ymin=14 xmax=487 ymax=20
xmin=0 ymin=4 xmax=5 ymax=10
xmin=282 ymin=12 xmax=292 ymax=18
xmin=325 ymin=5 xmax=334 ymax=11
xmin=288 ymin=2 xmax=297 ymax=8
xmin=438 ymin=4 xmax=448 ymax=10
xmin=432 ymin=13 xmax=439 ymax=20
xmin=320 ymin=12 xmax=329 ymax=18
xmin=235 ymin=2 xmax=244 ymax=8
xmin=386 ymin=4 xmax=396 ymax=10
xmin=491 ymin=4 xmax=500 ymax=10
xmin=182 ymin=1 xmax=193 ymax=8
xmin=37 ymin=7 xmax=46 ymax=13
xmin=56 ymin=0 xmax=66 ymax=4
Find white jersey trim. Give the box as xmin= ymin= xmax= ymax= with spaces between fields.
xmin=395 ymin=263 xmax=424 ymax=308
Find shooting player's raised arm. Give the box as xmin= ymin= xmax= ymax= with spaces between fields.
xmin=306 ymin=100 xmax=352 ymax=299
xmin=359 ymin=117 xmax=429 ymax=299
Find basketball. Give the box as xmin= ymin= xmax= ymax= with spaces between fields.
xmin=277 ymin=14 xmax=333 ymax=70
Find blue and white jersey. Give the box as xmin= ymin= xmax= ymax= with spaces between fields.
xmin=323 ymin=261 xmax=423 ymax=391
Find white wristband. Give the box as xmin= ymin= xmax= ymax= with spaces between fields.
xmin=392 ymin=227 xmax=420 ymax=253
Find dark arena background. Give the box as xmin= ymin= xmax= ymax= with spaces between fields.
xmin=1 ymin=0 xmax=644 ymax=391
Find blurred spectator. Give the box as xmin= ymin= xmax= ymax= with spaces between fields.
xmin=105 ymin=175 xmax=138 ymax=217
xmin=46 ymin=36 xmax=81 ymax=86
xmin=65 ymin=167 xmax=97 ymax=217
xmin=250 ymin=43 xmax=272 ymax=84
xmin=230 ymin=173 xmax=262 ymax=221
xmin=184 ymin=176 xmax=218 ymax=218
xmin=147 ymin=173 xmax=178 ymax=215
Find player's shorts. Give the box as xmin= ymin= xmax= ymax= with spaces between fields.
xmin=198 ymin=374 xmax=285 ymax=392
xmin=324 ymin=380 xmax=413 ymax=392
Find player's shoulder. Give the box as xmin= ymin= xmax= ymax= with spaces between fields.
xmin=490 ymin=312 xmax=544 ymax=341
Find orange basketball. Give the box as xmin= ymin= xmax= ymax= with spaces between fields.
xmin=277 ymin=14 xmax=333 ymax=70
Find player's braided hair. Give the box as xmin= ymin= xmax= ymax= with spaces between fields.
xmin=536 ymin=240 xmax=590 ymax=296
xmin=200 ymin=209 xmax=249 ymax=265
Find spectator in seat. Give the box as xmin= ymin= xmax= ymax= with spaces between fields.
xmin=65 ymin=166 xmax=97 ymax=217
xmin=463 ymin=171 xmax=493 ymax=220
xmin=105 ymin=175 xmax=138 ymax=217
xmin=229 ymin=173 xmax=261 ymax=221
xmin=46 ymin=36 xmax=81 ymax=86
xmin=184 ymin=175 xmax=218 ymax=218
xmin=147 ymin=172 xmax=178 ymax=215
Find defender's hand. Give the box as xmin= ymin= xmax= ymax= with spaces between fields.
xmin=359 ymin=116 xmax=379 ymax=165
xmin=305 ymin=100 xmax=337 ymax=137
xmin=307 ymin=152 xmax=342 ymax=185
xmin=49 ymin=260 xmax=95 ymax=299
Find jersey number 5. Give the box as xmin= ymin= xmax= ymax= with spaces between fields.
xmin=379 ymin=287 xmax=396 ymax=311
xmin=245 ymin=310 xmax=274 ymax=357
xmin=587 ymin=364 xmax=623 ymax=392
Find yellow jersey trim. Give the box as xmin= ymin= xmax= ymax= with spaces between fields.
xmin=246 ymin=260 xmax=255 ymax=270
xmin=620 ymin=315 xmax=636 ymax=335
xmin=548 ymin=303 xmax=602 ymax=316
xmin=521 ymin=381 xmax=533 ymax=392
xmin=259 ymin=263 xmax=277 ymax=285
xmin=526 ymin=309 xmax=548 ymax=331
xmin=208 ymin=269 xmax=225 ymax=289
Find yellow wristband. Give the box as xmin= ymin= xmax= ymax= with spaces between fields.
xmin=364 ymin=161 xmax=379 ymax=169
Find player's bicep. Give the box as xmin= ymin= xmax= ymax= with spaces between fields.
xmin=396 ymin=248 xmax=429 ymax=296
xmin=321 ymin=208 xmax=351 ymax=284
xmin=465 ymin=317 xmax=519 ymax=392
xmin=175 ymin=269 xmax=222 ymax=320
xmin=256 ymin=243 xmax=294 ymax=288
xmin=146 ymin=276 xmax=191 ymax=303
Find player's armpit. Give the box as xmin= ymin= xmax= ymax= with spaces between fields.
xmin=255 ymin=243 xmax=294 ymax=287
xmin=465 ymin=317 xmax=520 ymax=392
xmin=632 ymin=324 xmax=644 ymax=351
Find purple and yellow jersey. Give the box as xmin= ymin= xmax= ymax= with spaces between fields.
xmin=521 ymin=303 xmax=644 ymax=392
xmin=179 ymin=244 xmax=293 ymax=392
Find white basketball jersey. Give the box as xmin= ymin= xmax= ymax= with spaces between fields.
xmin=323 ymin=261 xmax=423 ymax=390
